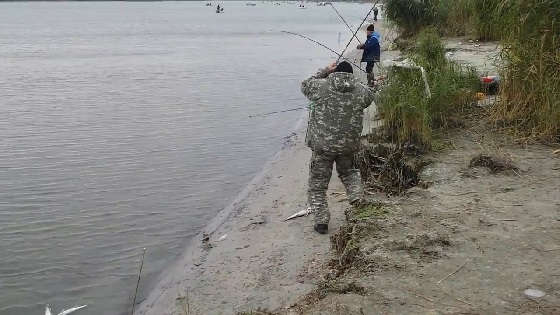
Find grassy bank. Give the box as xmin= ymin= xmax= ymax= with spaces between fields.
xmin=384 ymin=0 xmax=502 ymax=40
xmin=491 ymin=0 xmax=560 ymax=141
xmin=377 ymin=29 xmax=478 ymax=148
xmin=383 ymin=0 xmax=560 ymax=143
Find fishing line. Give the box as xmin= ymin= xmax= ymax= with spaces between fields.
xmin=248 ymin=106 xmax=307 ymax=118
xmin=336 ymin=0 xmax=380 ymax=63
xmin=329 ymin=3 xmax=362 ymax=45
xmin=280 ymin=31 xmax=366 ymax=73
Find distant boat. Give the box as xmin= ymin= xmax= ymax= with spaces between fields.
xmin=205 ymin=2 xmax=212 ymax=6
xmin=216 ymin=6 xmax=224 ymax=13
xmin=246 ymin=2 xmax=257 ymax=6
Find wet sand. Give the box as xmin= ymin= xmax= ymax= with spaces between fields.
xmin=136 ymin=123 xmax=352 ymax=314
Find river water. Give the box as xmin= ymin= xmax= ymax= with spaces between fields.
xmin=0 ymin=2 xmax=370 ymax=314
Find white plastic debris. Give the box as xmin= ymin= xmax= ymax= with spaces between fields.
xmin=524 ymin=288 xmax=546 ymax=298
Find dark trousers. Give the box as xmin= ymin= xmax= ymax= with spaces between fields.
xmin=365 ymin=62 xmax=375 ymax=86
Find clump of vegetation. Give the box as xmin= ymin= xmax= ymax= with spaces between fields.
xmin=384 ymin=0 xmax=502 ymax=40
xmin=384 ymin=0 xmax=439 ymax=36
xmin=469 ymin=153 xmax=518 ymax=174
xmin=352 ymin=204 xmax=389 ymax=220
xmin=470 ymin=0 xmax=503 ymax=41
xmin=355 ymin=144 xmax=423 ymax=193
xmin=377 ymin=29 xmax=479 ymax=148
xmin=384 ymin=0 xmax=559 ymax=142
xmin=492 ymin=0 xmax=560 ymax=142
xmin=440 ymin=0 xmax=476 ymax=36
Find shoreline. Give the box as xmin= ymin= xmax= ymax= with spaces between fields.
xmin=137 ymin=19 xmax=394 ymax=315
xmin=136 ymin=121 xmax=351 ymax=315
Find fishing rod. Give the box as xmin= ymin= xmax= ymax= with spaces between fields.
xmin=329 ymin=2 xmax=385 ymax=74
xmin=328 ymin=4 xmax=362 ymax=45
xmin=336 ymin=0 xmax=380 ymax=63
xmin=281 ymin=31 xmax=366 ymax=73
xmin=248 ymin=106 xmax=307 ymax=118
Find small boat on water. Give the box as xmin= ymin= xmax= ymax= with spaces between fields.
xmin=205 ymin=2 xmax=212 ymax=6
xmin=246 ymin=2 xmax=257 ymax=6
xmin=216 ymin=5 xmax=224 ymax=13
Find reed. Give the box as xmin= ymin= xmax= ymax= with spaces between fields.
xmin=379 ymin=29 xmax=478 ymax=147
xmin=384 ymin=0 xmax=501 ymax=40
xmin=490 ymin=0 xmax=560 ymax=142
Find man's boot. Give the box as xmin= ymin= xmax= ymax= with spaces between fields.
xmin=314 ymin=208 xmax=330 ymax=234
xmin=367 ymin=72 xmax=375 ymax=87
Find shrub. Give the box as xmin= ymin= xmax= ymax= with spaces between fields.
xmin=379 ymin=30 xmax=479 ymax=147
xmin=384 ymin=0 xmax=440 ymax=37
xmin=384 ymin=0 xmax=502 ymax=40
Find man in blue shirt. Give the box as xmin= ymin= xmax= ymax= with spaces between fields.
xmin=357 ymin=24 xmax=381 ymax=87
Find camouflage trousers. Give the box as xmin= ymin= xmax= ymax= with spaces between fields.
xmin=308 ymin=150 xmax=364 ymax=225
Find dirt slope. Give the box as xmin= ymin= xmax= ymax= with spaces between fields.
xmin=282 ymin=119 xmax=560 ymax=315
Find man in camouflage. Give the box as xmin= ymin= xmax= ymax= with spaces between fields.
xmin=301 ymin=61 xmax=375 ymax=234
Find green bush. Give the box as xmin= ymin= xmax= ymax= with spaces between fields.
xmin=384 ymin=0 xmax=501 ymax=40
xmin=384 ymin=0 xmax=440 ymax=36
xmin=379 ymin=30 xmax=479 ymax=147
xmin=414 ymin=28 xmax=447 ymax=69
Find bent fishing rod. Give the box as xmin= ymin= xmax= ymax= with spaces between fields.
xmin=337 ymin=0 xmax=380 ymax=63
xmin=328 ymin=3 xmax=362 ymax=45
xmin=330 ymin=2 xmax=385 ymax=72
xmin=281 ymin=31 xmax=366 ymax=73
xmin=248 ymin=106 xmax=307 ymax=118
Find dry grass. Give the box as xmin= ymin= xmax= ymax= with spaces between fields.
xmin=354 ymin=144 xmax=423 ymax=194
xmin=491 ymin=0 xmax=560 ymax=142
xmin=469 ymin=153 xmax=518 ymax=174
xmin=384 ymin=0 xmax=502 ymax=40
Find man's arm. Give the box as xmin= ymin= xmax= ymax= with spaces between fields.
xmin=301 ymin=63 xmax=336 ymax=101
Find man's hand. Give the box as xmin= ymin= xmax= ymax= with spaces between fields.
xmin=312 ymin=62 xmax=337 ymax=79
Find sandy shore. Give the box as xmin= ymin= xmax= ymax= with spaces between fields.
xmin=137 ymin=20 xmax=395 ymax=315
xmin=136 ymin=122 xmax=351 ymax=315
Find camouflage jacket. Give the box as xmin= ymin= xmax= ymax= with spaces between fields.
xmin=301 ymin=68 xmax=375 ymax=154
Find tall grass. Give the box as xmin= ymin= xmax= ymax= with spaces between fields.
xmin=384 ymin=0 xmax=501 ymax=40
xmin=440 ymin=0 xmax=474 ymax=36
xmin=492 ymin=0 xmax=560 ymax=141
xmin=470 ymin=0 xmax=502 ymax=41
xmin=379 ymin=29 xmax=479 ymax=147
xmin=383 ymin=0 xmax=442 ymax=37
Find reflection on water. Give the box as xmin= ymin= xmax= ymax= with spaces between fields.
xmin=0 ymin=2 xmax=369 ymax=314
